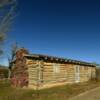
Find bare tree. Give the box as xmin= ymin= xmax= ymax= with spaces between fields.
xmin=8 ymin=42 xmax=18 ymax=79
xmin=0 ymin=0 xmax=17 ymax=55
xmin=9 ymin=42 xmax=18 ymax=61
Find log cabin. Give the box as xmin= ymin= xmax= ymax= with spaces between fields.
xmin=10 ymin=48 xmax=96 ymax=89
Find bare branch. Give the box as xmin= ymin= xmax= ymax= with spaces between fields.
xmin=0 ymin=0 xmax=17 ymax=55
xmin=0 ymin=0 xmax=17 ymax=34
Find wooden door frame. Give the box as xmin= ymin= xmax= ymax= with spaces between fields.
xmin=75 ymin=65 xmax=80 ymax=83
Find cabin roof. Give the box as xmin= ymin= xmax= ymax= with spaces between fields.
xmin=24 ymin=54 xmax=96 ymax=67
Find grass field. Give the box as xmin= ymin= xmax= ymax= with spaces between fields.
xmin=0 ymin=80 xmax=100 ymax=100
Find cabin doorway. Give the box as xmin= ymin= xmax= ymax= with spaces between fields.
xmin=75 ymin=65 xmax=80 ymax=82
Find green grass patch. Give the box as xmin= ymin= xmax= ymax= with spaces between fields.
xmin=0 ymin=80 xmax=100 ymax=100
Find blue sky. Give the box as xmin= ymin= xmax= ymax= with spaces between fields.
xmin=0 ymin=0 xmax=100 ymax=66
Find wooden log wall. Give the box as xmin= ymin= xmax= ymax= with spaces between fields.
xmin=26 ymin=59 xmax=96 ymax=89
xmin=65 ymin=64 xmax=75 ymax=82
xmin=79 ymin=65 xmax=96 ymax=82
xmin=27 ymin=59 xmax=44 ymax=89
xmin=43 ymin=62 xmax=69 ymax=84
xmin=42 ymin=62 xmax=96 ymax=85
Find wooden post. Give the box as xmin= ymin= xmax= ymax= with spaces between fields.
xmin=8 ymin=68 xmax=11 ymax=80
xmin=36 ymin=60 xmax=41 ymax=99
xmin=35 ymin=60 xmax=44 ymax=99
